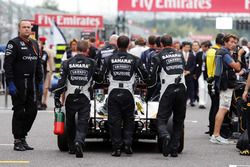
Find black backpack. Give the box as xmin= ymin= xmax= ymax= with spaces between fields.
xmin=215 ymin=48 xmax=236 ymax=91
xmin=236 ymin=130 xmax=249 ymax=151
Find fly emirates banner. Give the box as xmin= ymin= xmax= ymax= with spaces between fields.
xmin=118 ymin=0 xmax=250 ymax=13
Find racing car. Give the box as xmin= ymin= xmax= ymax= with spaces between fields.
xmin=56 ymin=85 xmax=184 ymax=154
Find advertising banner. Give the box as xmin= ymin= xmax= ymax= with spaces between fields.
xmin=35 ymin=14 xmax=103 ymax=28
xmin=118 ymin=0 xmax=250 ymax=13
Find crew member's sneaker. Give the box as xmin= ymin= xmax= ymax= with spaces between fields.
xmin=21 ymin=138 xmax=34 ymax=150
xmin=68 ymin=145 xmax=76 ymax=154
xmin=124 ymin=145 xmax=133 ymax=154
xmin=111 ymin=149 xmax=121 ymax=157
xmin=14 ymin=139 xmax=26 ymax=151
xmin=170 ymin=151 xmax=178 ymax=157
xmin=75 ymin=142 xmax=83 ymax=158
xmin=209 ymin=135 xmax=229 ymax=144
xmin=240 ymin=149 xmax=250 ymax=156
xmin=162 ymin=136 xmax=171 ymax=157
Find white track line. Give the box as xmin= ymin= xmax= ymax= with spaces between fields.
xmin=0 ymin=144 xmax=13 ymax=146
xmin=0 ymin=109 xmax=54 ymax=113
xmin=0 ymin=161 xmax=30 ymax=164
xmin=229 ymin=165 xmax=250 ymax=167
xmin=185 ymin=120 xmax=198 ymax=123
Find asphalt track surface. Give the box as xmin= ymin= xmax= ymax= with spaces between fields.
xmin=0 ymin=95 xmax=249 ymax=167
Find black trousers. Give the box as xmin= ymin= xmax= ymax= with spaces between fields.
xmin=157 ymin=84 xmax=186 ymax=152
xmin=208 ymin=88 xmax=220 ymax=136
xmin=65 ymin=94 xmax=90 ymax=147
xmin=246 ymin=94 xmax=250 ymax=148
xmin=246 ymin=111 xmax=250 ymax=148
xmin=185 ymin=75 xmax=195 ymax=103
xmin=108 ymin=89 xmax=135 ymax=149
xmin=11 ymin=78 xmax=37 ymax=139
xmin=194 ymin=78 xmax=199 ymax=102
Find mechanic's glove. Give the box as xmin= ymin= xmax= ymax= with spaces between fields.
xmin=8 ymin=81 xmax=17 ymax=96
xmin=54 ymin=96 xmax=62 ymax=108
xmin=39 ymin=82 xmax=44 ymax=95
